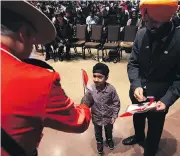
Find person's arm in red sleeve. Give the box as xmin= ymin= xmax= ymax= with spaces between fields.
xmin=42 ymin=76 xmax=91 ymax=133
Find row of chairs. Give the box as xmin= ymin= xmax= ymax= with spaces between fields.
xmin=71 ymin=24 xmax=138 ymax=62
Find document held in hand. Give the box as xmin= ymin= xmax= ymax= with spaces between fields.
xmin=120 ymin=96 xmax=156 ymax=117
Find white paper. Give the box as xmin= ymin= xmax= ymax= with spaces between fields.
xmin=126 ymin=101 xmax=157 ymax=114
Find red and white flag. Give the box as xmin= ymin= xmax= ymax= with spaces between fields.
xmin=81 ymin=69 xmax=89 ymax=95
xmin=120 ymin=97 xmax=156 ymax=117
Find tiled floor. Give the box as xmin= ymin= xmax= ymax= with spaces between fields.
xmin=32 ymin=49 xmax=180 ymax=156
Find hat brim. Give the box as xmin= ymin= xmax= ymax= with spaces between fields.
xmin=1 ymin=1 xmax=56 ymax=44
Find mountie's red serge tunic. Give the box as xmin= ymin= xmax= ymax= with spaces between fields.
xmin=1 ymin=44 xmax=91 ymax=156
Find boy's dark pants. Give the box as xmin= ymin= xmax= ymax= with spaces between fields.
xmin=94 ymin=123 xmax=113 ymax=143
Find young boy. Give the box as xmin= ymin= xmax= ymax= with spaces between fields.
xmin=82 ymin=63 xmax=120 ymax=154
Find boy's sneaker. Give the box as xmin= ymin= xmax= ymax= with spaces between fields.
xmin=97 ymin=142 xmax=103 ymax=154
xmin=107 ymin=139 xmax=115 ymax=150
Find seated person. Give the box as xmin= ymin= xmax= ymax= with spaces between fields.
xmin=45 ymin=13 xmax=73 ymax=61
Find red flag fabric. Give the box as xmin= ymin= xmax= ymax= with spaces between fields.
xmin=148 ymin=96 xmax=155 ymax=106
xmin=120 ymin=112 xmax=133 ymax=117
xmin=81 ymin=69 xmax=89 ymax=87
xmin=120 ymin=97 xmax=156 ymax=118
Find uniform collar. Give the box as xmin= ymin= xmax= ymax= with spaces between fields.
xmin=0 ymin=43 xmax=22 ymax=62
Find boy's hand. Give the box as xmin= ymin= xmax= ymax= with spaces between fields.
xmin=111 ymin=118 xmax=116 ymax=124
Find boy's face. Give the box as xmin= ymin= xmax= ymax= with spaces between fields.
xmin=93 ymin=73 xmax=107 ymax=87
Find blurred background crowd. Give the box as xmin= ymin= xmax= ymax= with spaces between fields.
xmin=29 ymin=0 xmax=180 ymax=61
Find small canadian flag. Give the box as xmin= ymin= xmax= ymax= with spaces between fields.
xmin=120 ymin=97 xmax=156 ymax=117
xmin=81 ymin=69 xmax=89 ymax=87
xmin=81 ymin=69 xmax=89 ymax=95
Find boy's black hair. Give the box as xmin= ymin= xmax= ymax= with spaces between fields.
xmin=93 ymin=63 xmax=109 ymax=77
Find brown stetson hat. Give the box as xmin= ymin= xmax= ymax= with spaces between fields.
xmin=1 ymin=1 xmax=56 ymax=44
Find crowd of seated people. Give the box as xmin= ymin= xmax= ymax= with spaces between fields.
xmin=30 ymin=1 xmax=180 ymax=61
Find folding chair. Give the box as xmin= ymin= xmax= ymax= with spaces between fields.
xmin=103 ymin=25 xmax=121 ymax=62
xmin=84 ymin=25 xmax=103 ymax=61
xmin=70 ymin=24 xmax=87 ymax=59
xmin=119 ymin=26 xmax=138 ymax=54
